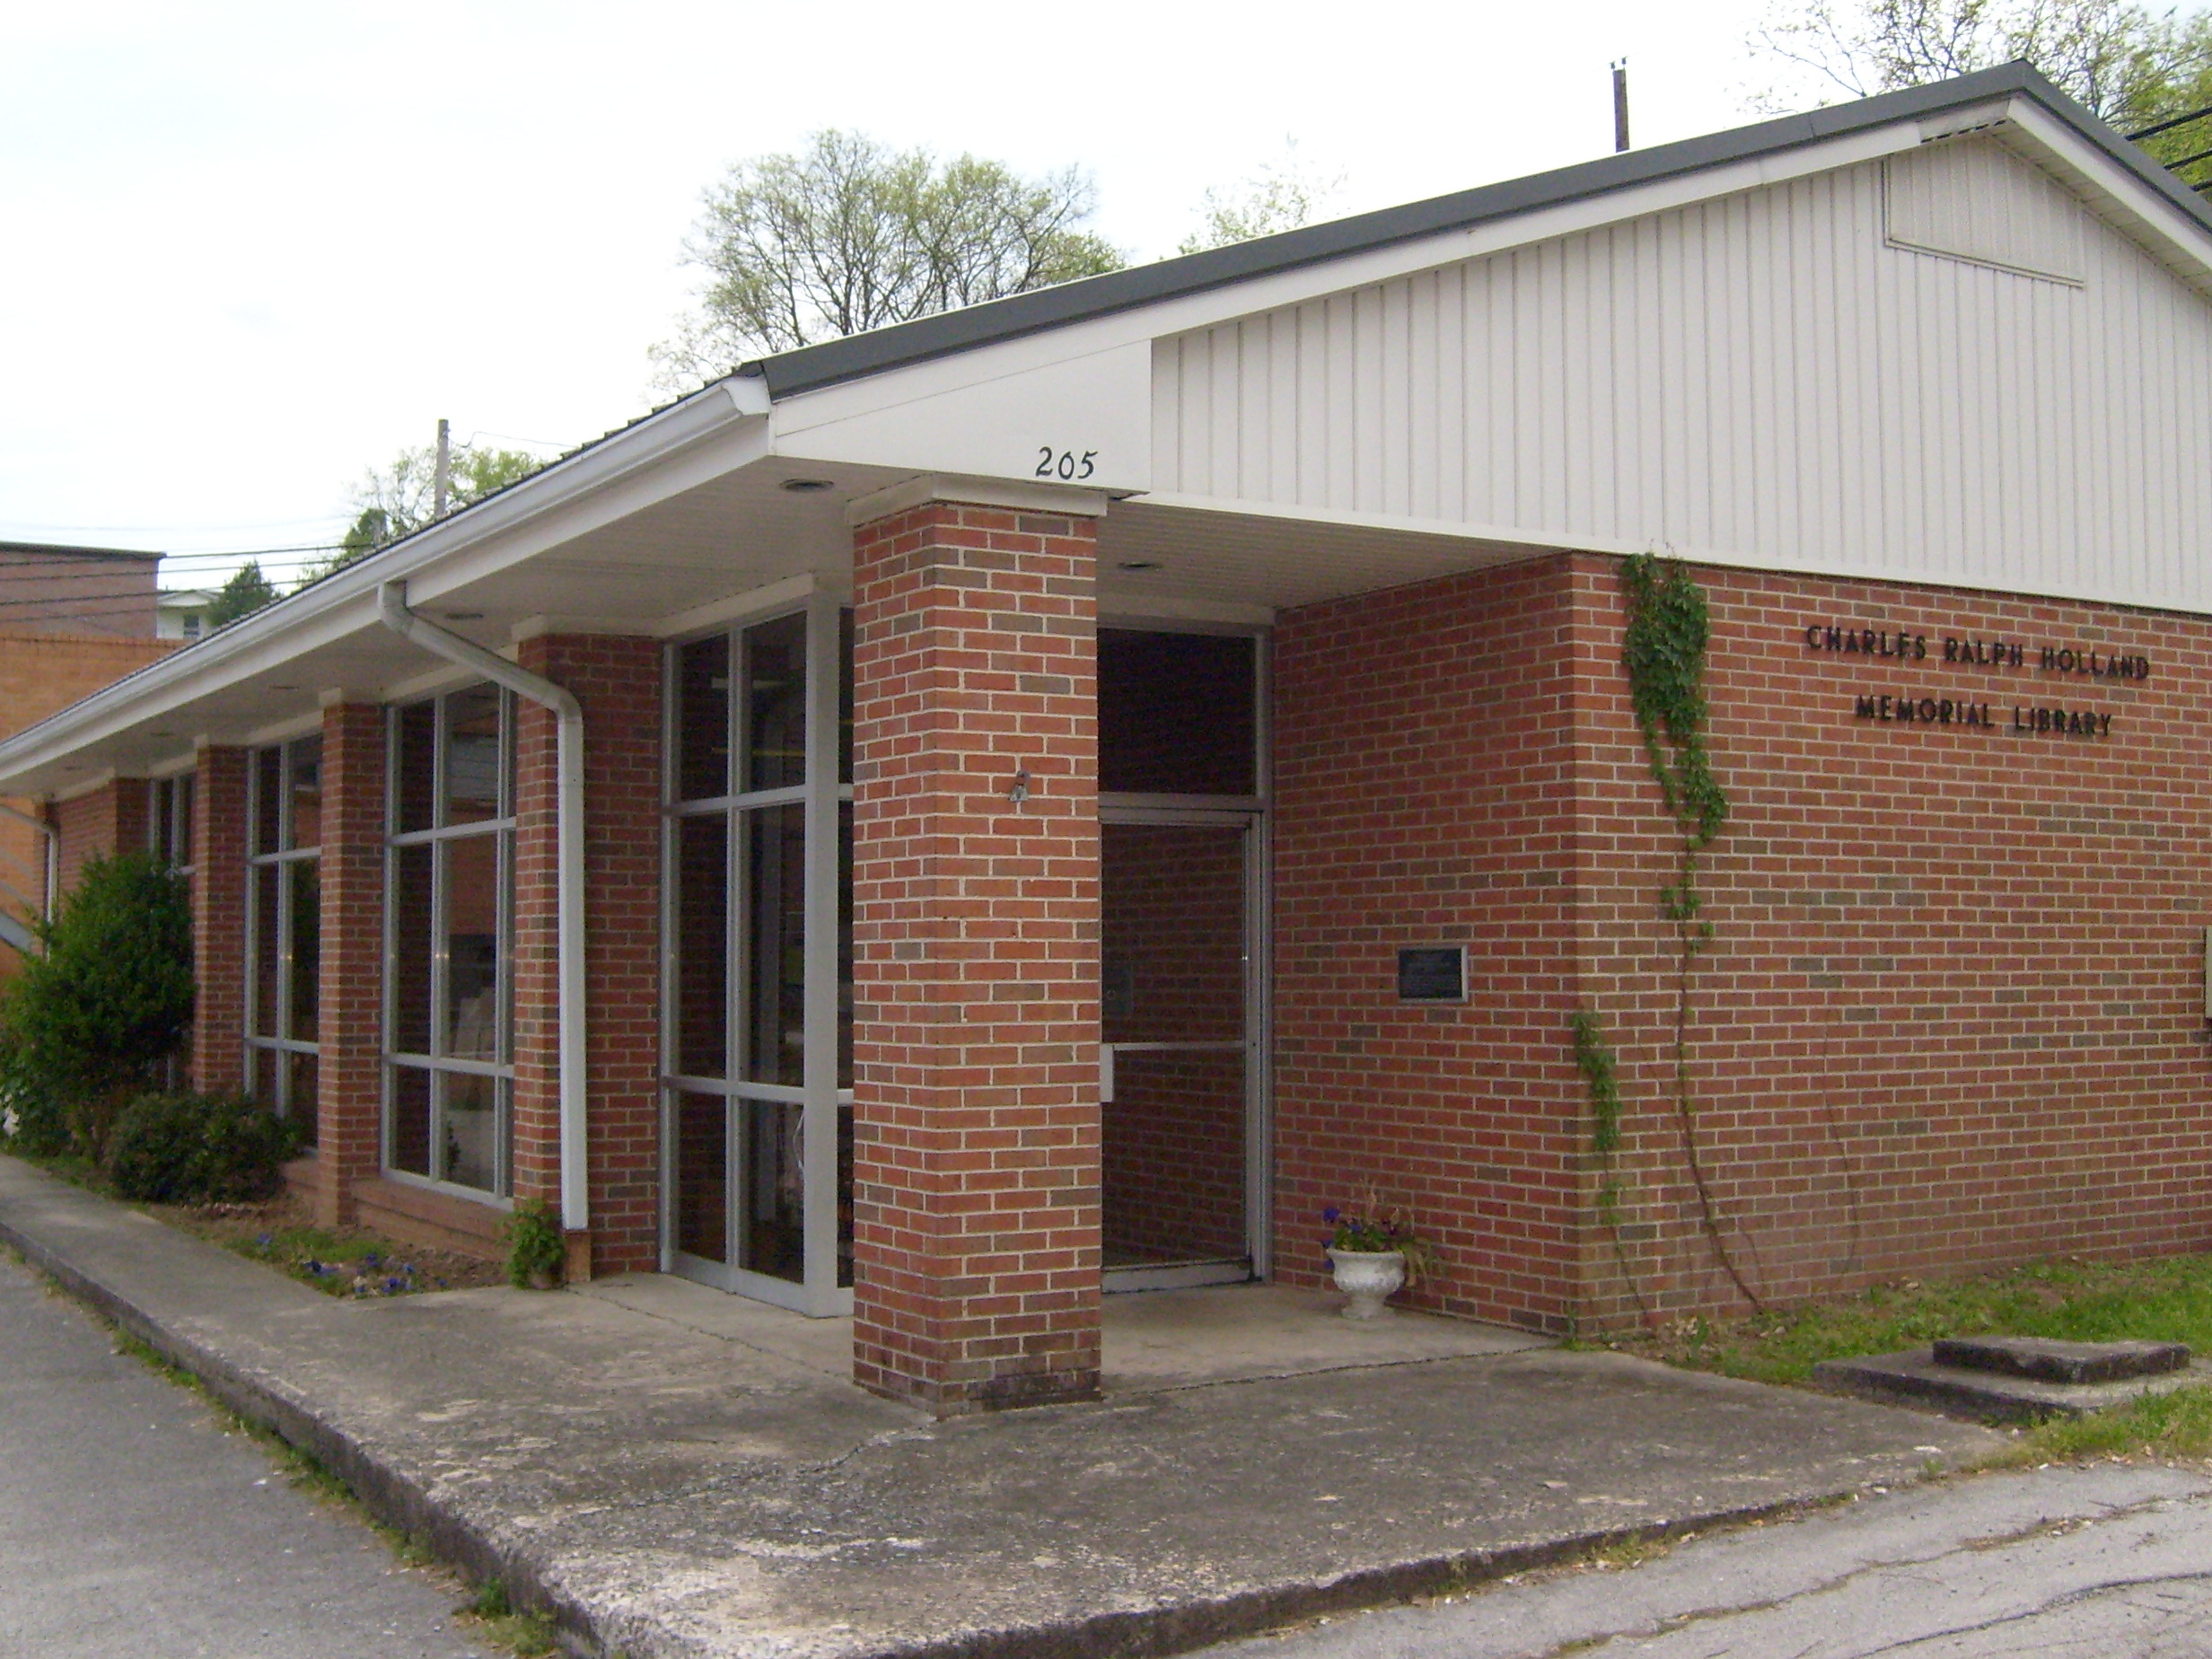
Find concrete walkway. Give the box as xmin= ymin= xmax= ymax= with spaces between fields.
xmin=0 ymin=1157 xmax=2002 ymax=1659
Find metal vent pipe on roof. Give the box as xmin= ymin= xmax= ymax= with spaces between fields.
xmin=377 ymin=582 xmax=588 ymax=1236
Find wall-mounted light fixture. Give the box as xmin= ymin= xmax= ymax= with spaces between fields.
xmin=1008 ymin=768 xmax=1031 ymax=810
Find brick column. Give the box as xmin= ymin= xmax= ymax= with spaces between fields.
xmin=510 ymin=634 xmax=663 ymax=1279
xmin=849 ymin=496 xmax=1102 ymax=1413
xmin=52 ymin=777 xmax=150 ymax=893
xmin=314 ymin=704 xmax=384 ymax=1227
xmin=188 ymin=749 xmax=248 ymax=1094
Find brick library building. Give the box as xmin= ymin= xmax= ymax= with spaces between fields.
xmin=5 ymin=65 xmax=2210 ymax=1413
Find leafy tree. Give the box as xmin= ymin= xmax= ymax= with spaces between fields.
xmin=650 ymin=129 xmax=1123 ymax=387
xmin=308 ymin=442 xmax=544 ymax=579
xmin=205 ymin=559 xmax=280 ymax=628
xmin=1179 ymin=142 xmax=1346 ymax=254
xmin=1749 ymin=0 xmax=2212 ymax=184
xmin=1 ymin=853 xmax=193 ymax=1163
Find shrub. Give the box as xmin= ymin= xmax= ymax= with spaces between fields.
xmin=0 ymin=1036 xmax=68 ymax=1157
xmin=502 ymin=1198 xmax=566 ymax=1288
xmin=105 ymin=1092 xmax=296 ymax=1204
xmin=2 ymin=853 xmax=193 ymax=1162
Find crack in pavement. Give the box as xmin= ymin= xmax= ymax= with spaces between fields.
xmin=1855 ymin=1567 xmax=2212 ymax=1655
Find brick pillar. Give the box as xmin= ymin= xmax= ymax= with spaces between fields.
xmin=52 ymin=777 xmax=150 ymax=893
xmin=315 ymin=704 xmax=384 ymax=1226
xmin=188 ymin=749 xmax=248 ymax=1094
xmin=849 ymin=496 xmax=1102 ymax=1413
xmin=510 ymin=634 xmax=664 ymax=1279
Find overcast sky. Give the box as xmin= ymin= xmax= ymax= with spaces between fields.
xmin=2 ymin=0 xmax=1799 ymax=591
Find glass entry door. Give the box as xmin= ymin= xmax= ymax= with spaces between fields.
xmin=1101 ymin=815 xmax=1259 ymax=1289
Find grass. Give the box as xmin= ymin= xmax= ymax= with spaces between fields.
xmin=1610 ymin=1251 xmax=2212 ymax=1461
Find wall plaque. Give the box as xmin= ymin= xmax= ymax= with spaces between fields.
xmin=1397 ymin=945 xmax=1468 ymax=1003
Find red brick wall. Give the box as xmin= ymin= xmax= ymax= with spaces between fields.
xmin=315 ymin=705 xmax=384 ymax=1227
xmin=188 ymin=748 xmax=248 ymax=1094
xmin=513 ymin=635 xmax=663 ymax=1277
xmin=1272 ymin=557 xmax=1584 ymax=1332
xmin=850 ymin=500 xmax=1102 ymax=1413
xmin=1277 ymin=549 xmax=2212 ymax=1333
xmin=1571 ymin=556 xmax=2212 ymax=1324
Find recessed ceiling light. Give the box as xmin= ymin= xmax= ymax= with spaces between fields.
xmin=780 ymin=477 xmax=835 ymax=494
xmin=1117 ymin=559 xmax=1162 ymax=573
xmin=443 ymin=610 xmax=486 ymax=621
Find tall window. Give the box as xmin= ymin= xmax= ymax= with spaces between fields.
xmin=246 ymin=740 xmax=320 ymax=1143
xmin=385 ymin=686 xmax=514 ymax=1198
xmin=149 ymin=773 xmax=195 ymax=874
xmin=665 ymin=601 xmax=852 ymax=1311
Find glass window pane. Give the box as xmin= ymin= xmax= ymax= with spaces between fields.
xmin=389 ymin=1065 xmax=432 ymax=1177
xmin=149 ymin=780 xmax=172 ymax=862
xmin=676 ymin=635 xmax=730 ymax=803
xmin=1098 ymin=629 xmax=1257 ymax=796
xmin=676 ymin=814 xmax=728 ymax=1077
xmin=288 ymin=861 xmax=320 ymax=1044
xmin=247 ymin=1046 xmax=280 ymax=1115
xmin=252 ymin=863 xmax=281 ymax=1038
xmin=675 ymin=1092 xmax=728 ymax=1263
xmin=838 ymin=1103 xmax=854 ymax=1288
xmin=443 ymin=835 xmax=500 ymax=1060
xmin=286 ymin=736 xmax=322 ymax=850
xmin=838 ymin=801 xmax=853 ymax=1091
xmin=743 ymin=612 xmax=807 ymax=793
xmin=838 ymin=610 xmax=854 ymax=786
xmin=443 ymin=687 xmax=503 ymax=826
xmin=738 ymin=1099 xmax=803 ymax=1284
xmin=394 ymin=702 xmax=437 ymax=834
xmin=253 ymin=747 xmax=284 ymax=855
xmin=391 ymin=844 xmax=434 ymax=1055
xmin=288 ymin=1049 xmax=319 ymax=1149
xmin=742 ymin=804 xmax=804 ymax=1086
xmin=443 ymin=1072 xmax=498 ymax=1191
xmin=177 ymin=775 xmax=194 ymax=865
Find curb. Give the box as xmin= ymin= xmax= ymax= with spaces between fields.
xmin=0 ymin=1201 xmax=1899 ymax=1659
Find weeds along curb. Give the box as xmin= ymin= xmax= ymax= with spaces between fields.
xmin=0 ymin=1209 xmax=597 ymax=1657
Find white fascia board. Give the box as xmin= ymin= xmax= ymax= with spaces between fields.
xmin=0 ymin=384 xmax=768 ymax=785
xmin=1996 ymin=97 xmax=2212 ymax=289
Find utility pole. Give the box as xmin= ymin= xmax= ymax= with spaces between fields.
xmin=1612 ymin=59 xmax=1631 ymax=154
xmin=433 ymin=417 xmax=452 ymax=520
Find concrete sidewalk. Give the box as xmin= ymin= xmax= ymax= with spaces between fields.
xmin=0 ymin=1157 xmax=2002 ymax=1659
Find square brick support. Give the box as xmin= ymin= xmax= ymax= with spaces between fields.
xmin=51 ymin=777 xmax=150 ymax=895
xmin=314 ymin=704 xmax=384 ymax=1227
xmin=511 ymin=634 xmax=664 ymax=1278
xmin=850 ymin=499 xmax=1102 ymax=1414
xmin=187 ymin=749 xmax=248 ymax=1095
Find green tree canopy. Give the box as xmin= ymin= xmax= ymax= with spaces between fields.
xmin=310 ymin=442 xmax=544 ymax=579
xmin=1750 ymin=0 xmax=2212 ymax=184
xmin=1179 ymin=142 xmax=1346 ymax=255
xmin=650 ymin=129 xmax=1123 ymax=387
xmin=204 ymin=559 xmax=279 ymax=629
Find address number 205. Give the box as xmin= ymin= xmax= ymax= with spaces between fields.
xmin=1034 ymin=447 xmax=1099 ymax=481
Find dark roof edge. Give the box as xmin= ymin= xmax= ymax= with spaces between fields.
xmin=0 ymin=540 xmax=163 ymax=563
xmin=744 ymin=62 xmax=2212 ymax=402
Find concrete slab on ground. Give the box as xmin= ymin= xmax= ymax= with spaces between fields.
xmin=1815 ymin=1345 xmax=2212 ymax=1423
xmin=0 ymin=1157 xmax=2003 ymax=1659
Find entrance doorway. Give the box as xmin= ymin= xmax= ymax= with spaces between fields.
xmin=1100 ymin=812 xmax=1261 ymax=1288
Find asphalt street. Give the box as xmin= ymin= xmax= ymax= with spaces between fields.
xmin=1214 ymin=1461 xmax=2212 ymax=1659
xmin=0 ymin=1251 xmax=487 ymax=1659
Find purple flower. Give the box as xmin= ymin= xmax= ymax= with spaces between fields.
xmin=1322 ymin=1206 xmax=1342 ymax=1224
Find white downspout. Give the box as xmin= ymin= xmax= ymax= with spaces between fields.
xmin=378 ymin=582 xmax=589 ymax=1235
xmin=0 ymin=799 xmax=57 ymax=933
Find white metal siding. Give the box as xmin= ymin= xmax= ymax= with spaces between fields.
xmin=1886 ymin=136 xmax=2085 ymax=282
xmin=1151 ymin=137 xmax=2212 ymax=613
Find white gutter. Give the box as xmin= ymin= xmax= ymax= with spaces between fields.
xmin=0 ymin=800 xmax=57 ymax=930
xmin=378 ymin=582 xmax=590 ymax=1235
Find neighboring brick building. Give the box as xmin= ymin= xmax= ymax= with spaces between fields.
xmin=0 ymin=541 xmax=174 ymax=969
xmin=4 ymin=66 xmax=2210 ymax=1412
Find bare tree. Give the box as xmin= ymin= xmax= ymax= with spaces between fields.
xmin=651 ymin=130 xmax=1122 ymax=388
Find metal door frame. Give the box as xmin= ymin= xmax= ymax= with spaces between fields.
xmin=1098 ymin=804 xmax=1271 ymax=1291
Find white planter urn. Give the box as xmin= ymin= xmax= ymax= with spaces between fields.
xmin=1327 ymin=1247 xmax=1407 ymax=1321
